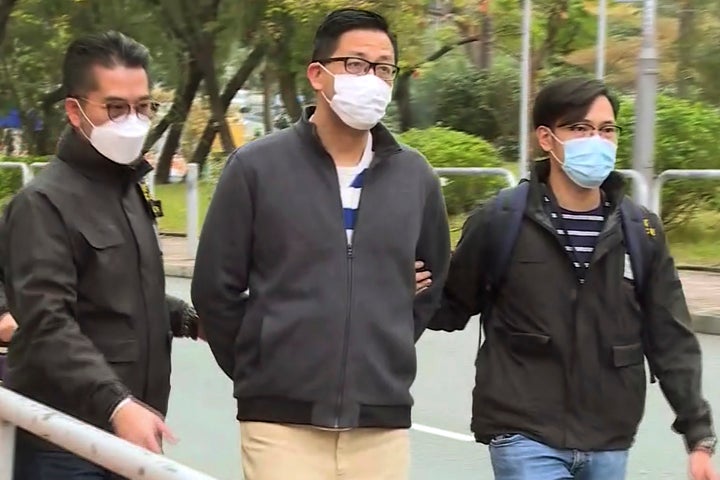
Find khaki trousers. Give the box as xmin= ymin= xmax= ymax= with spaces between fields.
xmin=240 ymin=422 xmax=410 ymax=480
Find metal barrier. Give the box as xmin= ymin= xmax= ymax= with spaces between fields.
xmin=0 ymin=163 xmax=33 ymax=187
xmin=618 ymin=169 xmax=650 ymax=208
xmin=0 ymin=387 xmax=217 ymax=480
xmin=29 ymin=162 xmax=48 ymax=175
xmin=186 ymin=164 xmax=199 ymax=258
xmin=651 ymin=169 xmax=720 ymax=216
xmin=433 ymin=167 xmax=518 ymax=188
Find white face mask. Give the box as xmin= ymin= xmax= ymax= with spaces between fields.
xmin=320 ymin=65 xmax=392 ymax=131
xmin=74 ymin=99 xmax=150 ymax=165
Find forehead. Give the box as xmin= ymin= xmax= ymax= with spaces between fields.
xmin=87 ymin=65 xmax=150 ymax=100
xmin=583 ymin=96 xmax=615 ymax=122
xmin=332 ymin=29 xmax=395 ymax=63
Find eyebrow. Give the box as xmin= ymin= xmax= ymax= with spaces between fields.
xmin=103 ymin=95 xmax=152 ymax=102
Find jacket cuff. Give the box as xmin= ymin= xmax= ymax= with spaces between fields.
xmin=683 ymin=424 xmax=715 ymax=452
xmin=92 ymin=382 xmax=131 ymax=427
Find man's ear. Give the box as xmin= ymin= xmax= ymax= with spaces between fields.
xmin=306 ymin=63 xmax=324 ymax=92
xmin=535 ymin=126 xmax=553 ymax=153
xmin=65 ymin=98 xmax=83 ymax=129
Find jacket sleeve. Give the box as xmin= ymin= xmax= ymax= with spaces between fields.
xmin=427 ymin=204 xmax=489 ymax=332
xmin=413 ymin=173 xmax=451 ymax=341
xmin=191 ymin=152 xmax=252 ymax=379
xmin=644 ymin=212 xmax=714 ymax=451
xmin=166 ymin=294 xmax=190 ymax=337
xmin=2 ymin=191 xmax=130 ymax=424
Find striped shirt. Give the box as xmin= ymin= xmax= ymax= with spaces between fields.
xmin=337 ymin=134 xmax=374 ymax=245
xmin=545 ymin=195 xmax=608 ymax=283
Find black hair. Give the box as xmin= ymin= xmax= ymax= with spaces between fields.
xmin=532 ymin=77 xmax=620 ymax=129
xmin=311 ymin=8 xmax=398 ymax=62
xmin=62 ymin=31 xmax=150 ymax=97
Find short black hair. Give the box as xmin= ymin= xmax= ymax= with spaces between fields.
xmin=311 ymin=8 xmax=398 ymax=62
xmin=62 ymin=31 xmax=150 ymax=97
xmin=532 ymin=77 xmax=619 ymax=129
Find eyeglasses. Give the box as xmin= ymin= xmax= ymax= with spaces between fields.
xmin=558 ymin=122 xmax=622 ymax=140
xmin=317 ymin=57 xmax=399 ymax=81
xmin=77 ymin=97 xmax=160 ymax=122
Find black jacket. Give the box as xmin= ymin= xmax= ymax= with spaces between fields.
xmin=1 ymin=129 xmax=188 ymax=448
xmin=192 ymin=107 xmax=451 ymax=429
xmin=429 ymin=160 xmax=713 ymax=452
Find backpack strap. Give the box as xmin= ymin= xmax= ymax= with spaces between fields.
xmin=480 ymin=181 xmax=531 ymax=321
xmin=619 ymin=197 xmax=658 ymax=383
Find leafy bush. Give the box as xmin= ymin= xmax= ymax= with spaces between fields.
xmin=398 ymin=127 xmax=506 ymax=215
xmin=616 ymin=95 xmax=720 ymax=228
xmin=0 ymin=155 xmax=50 ymax=209
xmin=410 ymin=55 xmax=520 ymax=161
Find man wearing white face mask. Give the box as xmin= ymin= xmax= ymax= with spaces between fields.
xmin=426 ymin=77 xmax=717 ymax=480
xmin=0 ymin=31 xmax=203 ymax=479
xmin=192 ymin=8 xmax=451 ymax=480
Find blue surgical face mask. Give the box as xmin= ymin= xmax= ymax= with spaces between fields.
xmin=554 ymin=135 xmax=617 ymax=189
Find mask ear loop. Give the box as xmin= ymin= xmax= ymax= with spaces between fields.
xmin=313 ymin=63 xmax=336 ymax=105
xmin=71 ymin=98 xmax=98 ymax=142
xmin=543 ymin=127 xmax=565 ymax=166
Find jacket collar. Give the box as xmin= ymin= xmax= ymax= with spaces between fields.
xmin=56 ymin=126 xmax=152 ymax=185
xmin=292 ymin=106 xmax=402 ymax=164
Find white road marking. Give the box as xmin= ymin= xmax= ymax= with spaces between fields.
xmin=411 ymin=423 xmax=476 ymax=442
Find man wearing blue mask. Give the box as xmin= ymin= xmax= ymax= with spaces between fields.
xmin=427 ymin=77 xmax=717 ymax=480
xmin=192 ymin=8 xmax=450 ymax=480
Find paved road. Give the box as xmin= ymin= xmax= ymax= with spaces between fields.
xmin=164 ymin=277 xmax=720 ymax=479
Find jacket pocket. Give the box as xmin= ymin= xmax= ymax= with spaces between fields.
xmin=604 ymin=342 xmax=646 ymax=435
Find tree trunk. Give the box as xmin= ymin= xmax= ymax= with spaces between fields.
xmin=0 ymin=0 xmax=17 ymax=48
xmin=195 ymin=38 xmax=235 ymax=154
xmin=277 ymin=68 xmax=302 ymax=122
xmin=395 ymin=36 xmax=481 ymax=132
xmin=190 ymin=43 xmax=266 ymax=172
xmin=262 ymin=63 xmax=272 ymax=135
xmin=156 ymin=121 xmax=183 ymax=183
xmin=478 ymin=12 xmax=493 ymax=70
xmin=676 ymin=0 xmax=696 ymax=98
xmin=147 ymin=58 xmax=202 ymax=183
xmin=145 ymin=58 xmax=202 ymax=156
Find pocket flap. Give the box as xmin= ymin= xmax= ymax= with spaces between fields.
xmin=612 ymin=343 xmax=644 ymax=367
xmin=79 ymin=223 xmax=123 ymax=249
xmin=93 ymin=338 xmax=138 ymax=363
xmin=507 ymin=332 xmax=551 ymax=354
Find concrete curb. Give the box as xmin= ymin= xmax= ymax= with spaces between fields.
xmin=693 ymin=313 xmax=720 ymax=336
xmin=165 ymin=264 xmax=193 ymax=279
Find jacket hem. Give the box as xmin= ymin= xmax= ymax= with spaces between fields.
xmin=236 ymin=396 xmax=412 ymax=429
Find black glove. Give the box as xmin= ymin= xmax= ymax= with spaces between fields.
xmin=167 ymin=295 xmax=199 ymax=339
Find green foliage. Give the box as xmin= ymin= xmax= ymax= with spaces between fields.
xmin=410 ymin=55 xmax=520 ymax=160
xmin=616 ymin=94 xmax=720 ymax=228
xmin=398 ymin=126 xmax=505 ymax=214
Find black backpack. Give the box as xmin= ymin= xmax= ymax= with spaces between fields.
xmin=478 ymin=180 xmax=659 ymax=382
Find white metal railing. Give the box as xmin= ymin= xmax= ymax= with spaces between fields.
xmin=186 ymin=164 xmax=199 ymax=259
xmin=651 ymin=169 xmax=720 ymax=216
xmin=0 ymin=163 xmax=33 ymax=187
xmin=0 ymin=387 xmax=218 ymax=480
xmin=618 ymin=168 xmax=650 ymax=208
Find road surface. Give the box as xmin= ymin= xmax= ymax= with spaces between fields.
xmin=164 ymin=277 xmax=718 ymax=479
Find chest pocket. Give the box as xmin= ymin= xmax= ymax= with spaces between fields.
xmin=75 ymin=221 xmax=126 ymax=276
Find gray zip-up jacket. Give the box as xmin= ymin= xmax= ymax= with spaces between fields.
xmin=192 ymin=107 xmax=450 ymax=429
